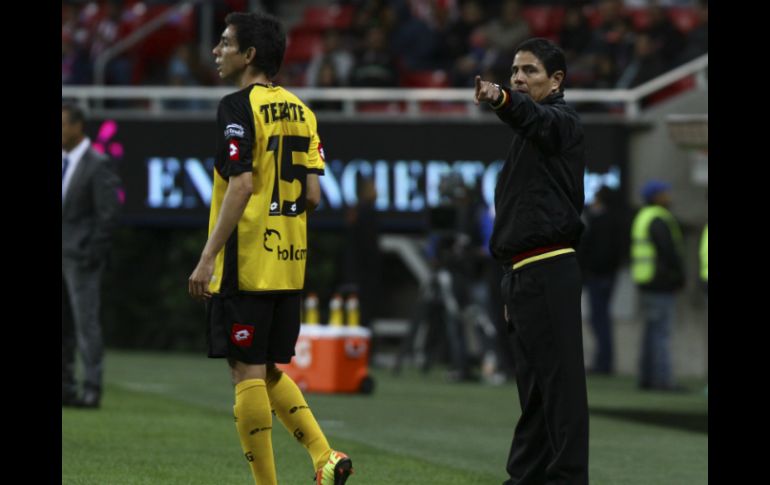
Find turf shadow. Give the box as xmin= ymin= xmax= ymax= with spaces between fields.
xmin=589 ymin=407 xmax=708 ymax=434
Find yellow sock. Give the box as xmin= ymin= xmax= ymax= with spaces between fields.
xmin=234 ymin=379 xmax=277 ymax=485
xmin=266 ymin=367 xmax=332 ymax=471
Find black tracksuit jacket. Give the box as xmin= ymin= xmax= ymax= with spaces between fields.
xmin=489 ymin=88 xmax=586 ymax=265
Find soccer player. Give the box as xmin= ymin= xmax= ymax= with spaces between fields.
xmin=475 ymin=38 xmax=589 ymax=484
xmin=188 ymin=12 xmax=353 ymax=485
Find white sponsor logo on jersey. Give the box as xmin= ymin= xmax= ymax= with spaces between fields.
xmin=224 ymin=123 xmax=245 ymax=139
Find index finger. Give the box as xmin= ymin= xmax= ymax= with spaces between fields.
xmin=474 ymin=75 xmax=481 ymax=93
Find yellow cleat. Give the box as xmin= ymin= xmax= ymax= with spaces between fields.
xmin=315 ymin=450 xmax=353 ymax=485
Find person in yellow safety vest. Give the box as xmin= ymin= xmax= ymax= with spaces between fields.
xmin=700 ymin=221 xmax=707 ymax=397
xmin=700 ymin=223 xmax=708 ymax=294
xmin=631 ymin=180 xmax=686 ymax=392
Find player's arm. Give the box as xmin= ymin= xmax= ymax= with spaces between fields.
xmin=189 ymin=94 xmax=256 ymax=300
xmin=200 ymin=172 xmax=253 ymax=261
xmin=474 ymin=75 xmax=577 ymax=153
xmin=305 ymin=124 xmax=325 ymax=213
xmin=306 ymin=173 xmax=320 ymax=213
xmin=189 ymin=172 xmax=252 ymax=299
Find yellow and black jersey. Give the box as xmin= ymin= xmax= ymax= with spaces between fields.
xmin=208 ymin=83 xmax=325 ymax=295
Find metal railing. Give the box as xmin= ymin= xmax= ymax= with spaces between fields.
xmin=64 ymin=54 xmax=707 ymax=120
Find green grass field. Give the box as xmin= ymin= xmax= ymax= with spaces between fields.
xmin=62 ymin=351 xmax=707 ymax=484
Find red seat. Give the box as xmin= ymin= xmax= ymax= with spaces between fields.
xmin=284 ymin=30 xmax=323 ymax=63
xmin=134 ymin=5 xmax=195 ymax=84
xmin=357 ymin=102 xmax=406 ymax=114
xmin=627 ymin=8 xmax=651 ymax=31
xmin=138 ymin=6 xmax=195 ymax=59
xmin=521 ymin=6 xmax=551 ymax=37
xmin=79 ymin=2 xmax=104 ymax=30
xmin=550 ymin=8 xmax=566 ymax=35
xmin=668 ymin=7 xmax=700 ymax=33
xmin=419 ymin=102 xmax=468 ymax=114
xmin=223 ymin=0 xmax=248 ymax=11
xmin=301 ymin=5 xmax=355 ymax=31
xmin=646 ymin=75 xmax=696 ymax=106
xmin=521 ymin=7 xmax=566 ymax=38
xmin=583 ymin=5 xmax=604 ymax=29
xmin=400 ymin=70 xmax=449 ymax=88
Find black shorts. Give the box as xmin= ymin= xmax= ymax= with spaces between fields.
xmin=206 ymin=293 xmax=301 ymax=365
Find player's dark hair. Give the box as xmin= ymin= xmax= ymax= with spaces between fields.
xmin=225 ymin=11 xmax=286 ymax=78
xmin=513 ymin=38 xmax=568 ymax=92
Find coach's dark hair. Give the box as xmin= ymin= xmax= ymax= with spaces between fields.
xmin=225 ymin=11 xmax=286 ymax=78
xmin=62 ymin=102 xmax=86 ymax=126
xmin=513 ymin=38 xmax=568 ymax=92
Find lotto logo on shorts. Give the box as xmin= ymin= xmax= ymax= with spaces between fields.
xmin=231 ymin=323 xmax=255 ymax=347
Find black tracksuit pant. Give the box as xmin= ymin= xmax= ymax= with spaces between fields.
xmin=501 ymin=255 xmax=589 ymax=485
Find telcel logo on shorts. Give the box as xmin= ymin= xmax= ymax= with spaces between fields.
xmin=276 ymin=245 xmax=307 ymax=261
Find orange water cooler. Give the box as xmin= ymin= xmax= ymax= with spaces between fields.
xmin=278 ymin=324 xmax=375 ymax=394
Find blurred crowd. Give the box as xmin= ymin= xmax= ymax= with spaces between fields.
xmin=63 ymin=0 xmax=708 ymax=90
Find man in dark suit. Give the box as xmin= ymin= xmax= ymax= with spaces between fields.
xmin=62 ymin=103 xmax=121 ymax=409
